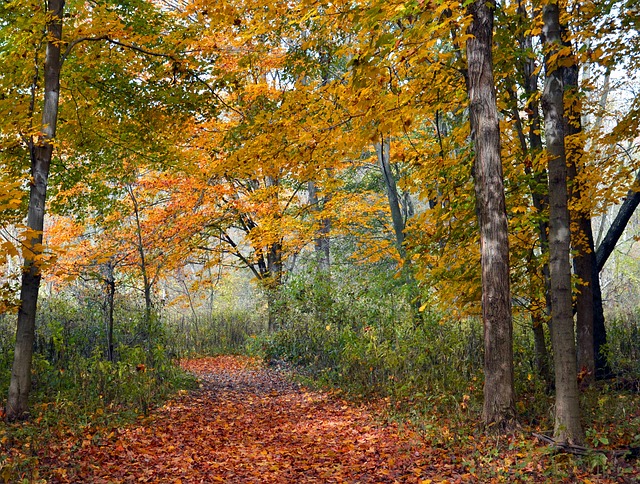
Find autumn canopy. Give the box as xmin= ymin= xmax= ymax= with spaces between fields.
xmin=1 ymin=0 xmax=640 ymax=465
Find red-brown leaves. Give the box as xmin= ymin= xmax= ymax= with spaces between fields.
xmin=39 ymin=356 xmax=460 ymax=483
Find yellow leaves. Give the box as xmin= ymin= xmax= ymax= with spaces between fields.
xmin=0 ymin=239 xmax=19 ymax=259
xmin=511 ymin=205 xmax=529 ymax=214
xmin=545 ymin=46 xmax=577 ymax=71
xmin=0 ymin=198 xmax=22 ymax=211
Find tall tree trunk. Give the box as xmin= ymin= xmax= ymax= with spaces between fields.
xmin=6 ymin=0 xmax=64 ymax=420
xmin=128 ymin=184 xmax=154 ymax=352
xmin=103 ymin=262 xmax=116 ymax=362
xmin=514 ymin=1 xmax=552 ymax=384
xmin=564 ymin=63 xmax=596 ymax=383
xmin=466 ymin=0 xmax=516 ymax=431
xmin=307 ymin=181 xmax=331 ymax=271
xmin=265 ymin=175 xmax=283 ymax=332
xmin=541 ymin=1 xmax=584 ymax=444
xmin=376 ymin=136 xmax=406 ymax=260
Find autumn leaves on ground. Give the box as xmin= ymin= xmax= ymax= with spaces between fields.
xmin=1 ymin=353 xmax=639 ymax=483
xmin=0 ymin=357 xmax=452 ymax=482
xmin=39 ymin=356 xmax=447 ymax=483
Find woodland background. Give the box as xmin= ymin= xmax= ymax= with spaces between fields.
xmin=1 ymin=0 xmax=640 ymax=480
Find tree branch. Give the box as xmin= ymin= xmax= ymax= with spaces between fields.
xmin=62 ymin=36 xmax=174 ymax=65
xmin=596 ymin=167 xmax=640 ymax=272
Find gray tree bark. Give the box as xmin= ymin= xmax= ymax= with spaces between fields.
xmin=466 ymin=0 xmax=516 ymax=431
xmin=541 ymin=1 xmax=584 ymax=444
xmin=6 ymin=0 xmax=64 ymax=420
xmin=376 ymin=136 xmax=407 ymax=260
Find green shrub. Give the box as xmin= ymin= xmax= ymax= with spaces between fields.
xmin=605 ymin=310 xmax=640 ymax=375
xmin=252 ymin=263 xmax=487 ymax=410
xmin=1 ymin=292 xmax=195 ymax=420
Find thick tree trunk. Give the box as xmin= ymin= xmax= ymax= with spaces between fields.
xmin=6 ymin=0 xmax=64 ymax=420
xmin=466 ymin=0 xmax=516 ymax=431
xmin=541 ymin=2 xmax=584 ymax=444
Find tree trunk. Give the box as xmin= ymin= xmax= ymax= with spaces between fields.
xmin=307 ymin=181 xmax=331 ymax=271
xmin=591 ymin=262 xmax=610 ymax=378
xmin=266 ymin=288 xmax=277 ymax=333
xmin=564 ymin=63 xmax=595 ymax=383
xmin=6 ymin=0 xmax=64 ymax=420
xmin=128 ymin=184 xmax=154 ymax=352
xmin=103 ymin=262 xmax=116 ymax=362
xmin=376 ymin=136 xmax=406 ymax=260
xmin=265 ymin=245 xmax=281 ymax=333
xmin=266 ymin=242 xmax=283 ymax=332
xmin=591 ymin=168 xmax=640 ymax=378
xmin=466 ymin=0 xmax=516 ymax=431
xmin=596 ymin=168 xmax=640 ymax=272
xmin=376 ymin=136 xmax=422 ymax=316
xmin=541 ymin=2 xmax=584 ymax=444
xmin=264 ymin=175 xmax=283 ymax=332
xmin=532 ymin=312 xmax=551 ymax=387
xmin=515 ymin=2 xmax=552 ymax=384
xmin=572 ymin=214 xmax=596 ymax=381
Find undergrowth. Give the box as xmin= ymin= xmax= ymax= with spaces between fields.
xmin=244 ymin=262 xmax=640 ymax=482
xmin=2 ymin=260 xmax=640 ymax=482
xmin=0 ymin=299 xmax=197 ymax=483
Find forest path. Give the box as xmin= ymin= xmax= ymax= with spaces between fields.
xmin=45 ymin=355 xmax=465 ymax=483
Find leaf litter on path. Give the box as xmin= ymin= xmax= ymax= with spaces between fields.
xmin=41 ymin=355 xmax=471 ymax=483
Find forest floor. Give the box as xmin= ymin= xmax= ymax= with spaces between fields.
xmin=13 ymin=356 xmax=640 ymax=482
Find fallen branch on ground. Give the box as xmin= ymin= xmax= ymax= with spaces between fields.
xmin=533 ymin=432 xmax=639 ymax=459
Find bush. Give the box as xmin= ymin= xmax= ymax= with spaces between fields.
xmin=1 ymin=293 xmax=196 ymax=420
xmin=252 ymin=263 xmax=486 ymax=410
xmin=604 ymin=309 xmax=640 ymax=375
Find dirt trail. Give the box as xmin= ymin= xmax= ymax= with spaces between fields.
xmin=45 ymin=356 xmax=463 ymax=483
